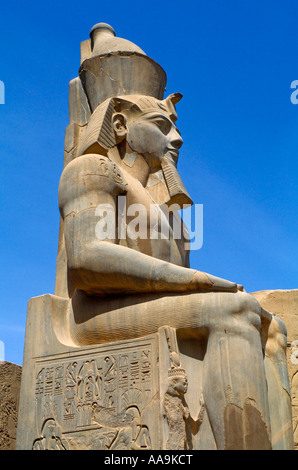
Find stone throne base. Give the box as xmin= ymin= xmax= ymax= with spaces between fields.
xmin=16 ymin=292 xmax=294 ymax=450
xmin=15 ymin=294 xmax=218 ymax=450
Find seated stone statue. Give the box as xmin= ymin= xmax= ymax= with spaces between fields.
xmin=55 ymin=23 xmax=294 ymax=450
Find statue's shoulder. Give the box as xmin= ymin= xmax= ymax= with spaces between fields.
xmin=59 ymin=154 xmax=127 ymax=209
xmin=61 ymin=153 xmax=126 ymax=186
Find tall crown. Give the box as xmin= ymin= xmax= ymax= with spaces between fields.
xmin=79 ymin=23 xmax=167 ymax=112
xmin=168 ymin=351 xmax=187 ymax=377
xmin=168 ymin=366 xmax=187 ymax=378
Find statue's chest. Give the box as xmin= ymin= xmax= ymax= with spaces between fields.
xmin=119 ymin=181 xmax=189 ymax=267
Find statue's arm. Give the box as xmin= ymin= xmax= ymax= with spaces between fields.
xmin=59 ymin=154 xmax=238 ymax=296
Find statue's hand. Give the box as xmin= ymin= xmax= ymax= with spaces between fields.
xmin=183 ymin=407 xmax=190 ymax=420
xmin=189 ymin=271 xmax=238 ymax=293
xmin=199 ymin=392 xmax=204 ymax=407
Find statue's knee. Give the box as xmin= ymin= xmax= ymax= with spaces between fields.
xmin=272 ymin=314 xmax=287 ymax=337
xmin=233 ymin=292 xmax=261 ymax=315
xmin=210 ymin=291 xmax=262 ymax=334
xmin=266 ymin=315 xmax=288 ymax=356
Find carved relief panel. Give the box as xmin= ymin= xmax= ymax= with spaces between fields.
xmin=32 ymin=337 xmax=158 ymax=450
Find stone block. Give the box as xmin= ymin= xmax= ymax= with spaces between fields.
xmin=16 ymin=295 xmax=162 ymax=449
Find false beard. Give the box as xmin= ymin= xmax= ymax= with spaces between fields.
xmin=161 ymin=155 xmax=193 ymax=208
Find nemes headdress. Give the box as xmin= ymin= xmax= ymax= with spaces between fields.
xmin=77 ymin=93 xmax=182 ymax=157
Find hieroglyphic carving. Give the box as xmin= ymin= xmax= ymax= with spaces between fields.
xmin=32 ymin=418 xmax=68 ymax=450
xmin=32 ymin=341 xmax=155 ymax=450
xmin=92 ymin=390 xmax=152 ymax=450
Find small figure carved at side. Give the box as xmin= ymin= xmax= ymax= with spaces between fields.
xmin=163 ymin=360 xmax=204 ymax=450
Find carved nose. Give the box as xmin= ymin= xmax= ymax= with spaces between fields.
xmin=171 ymin=136 xmax=183 ymax=150
xmin=170 ymin=127 xmax=183 ymax=150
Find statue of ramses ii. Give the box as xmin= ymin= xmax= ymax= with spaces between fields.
xmin=16 ymin=23 xmax=294 ymax=451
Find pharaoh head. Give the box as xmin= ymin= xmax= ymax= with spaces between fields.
xmin=79 ymin=24 xmax=181 ymax=168
xmin=112 ymin=93 xmax=183 ymax=171
xmin=78 ymin=93 xmax=182 ymax=165
xmin=78 ymin=93 xmax=192 ymax=206
xmin=76 ymin=23 xmax=193 ymax=206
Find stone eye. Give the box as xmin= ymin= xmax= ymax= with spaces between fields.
xmin=154 ymin=118 xmax=171 ymax=135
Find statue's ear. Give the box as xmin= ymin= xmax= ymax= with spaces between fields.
xmin=112 ymin=113 xmax=127 ymax=141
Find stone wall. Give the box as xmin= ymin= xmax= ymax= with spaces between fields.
xmin=0 ymin=362 xmax=22 ymax=450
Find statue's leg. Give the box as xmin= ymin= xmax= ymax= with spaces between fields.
xmin=67 ymin=290 xmax=274 ymax=449
xmin=199 ymin=292 xmax=272 ymax=449
xmin=261 ymin=310 xmax=294 ymax=449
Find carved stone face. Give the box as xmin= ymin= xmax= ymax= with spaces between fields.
xmin=167 ymin=374 xmax=188 ymax=397
xmin=174 ymin=375 xmax=188 ymax=395
xmin=114 ymin=109 xmax=183 ymax=171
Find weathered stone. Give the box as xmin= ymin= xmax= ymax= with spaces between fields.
xmin=16 ymin=23 xmax=294 ymax=450
xmin=0 ymin=362 xmax=22 ymax=450
xmin=68 ymin=77 xmax=91 ymax=127
xmin=79 ymin=25 xmax=166 ymax=113
xmin=251 ymin=289 xmax=298 ymax=450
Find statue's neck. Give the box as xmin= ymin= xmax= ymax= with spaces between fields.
xmin=108 ymin=145 xmax=193 ymax=208
xmin=109 ymin=143 xmax=151 ymax=187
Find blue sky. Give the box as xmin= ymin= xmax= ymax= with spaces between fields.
xmin=1 ymin=0 xmax=298 ymax=365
